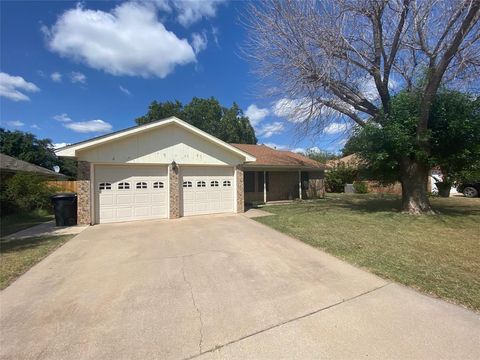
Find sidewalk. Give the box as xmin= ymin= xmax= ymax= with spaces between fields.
xmin=3 ymin=220 xmax=89 ymax=240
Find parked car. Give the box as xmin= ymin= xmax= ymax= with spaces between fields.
xmin=457 ymin=182 xmax=480 ymax=198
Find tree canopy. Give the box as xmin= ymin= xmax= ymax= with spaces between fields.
xmin=245 ymin=0 xmax=479 ymax=213
xmin=135 ymin=97 xmax=257 ymax=144
xmin=0 ymin=129 xmax=77 ymax=179
xmin=343 ymin=91 xmax=480 ymax=185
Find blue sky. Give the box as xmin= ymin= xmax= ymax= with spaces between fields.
xmin=0 ymin=0 xmax=348 ymax=153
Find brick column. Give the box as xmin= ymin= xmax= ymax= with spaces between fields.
xmin=77 ymin=161 xmax=91 ymax=225
xmin=235 ymin=166 xmax=244 ymax=213
xmin=169 ymin=163 xmax=180 ymax=219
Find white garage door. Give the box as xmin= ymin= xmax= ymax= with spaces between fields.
xmin=181 ymin=167 xmax=234 ymax=216
xmin=95 ymin=165 xmax=168 ymax=224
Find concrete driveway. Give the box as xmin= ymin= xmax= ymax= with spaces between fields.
xmin=1 ymin=215 xmax=479 ymax=360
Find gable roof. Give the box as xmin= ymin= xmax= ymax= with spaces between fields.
xmin=55 ymin=117 xmax=256 ymax=162
xmin=230 ymin=144 xmax=326 ymax=170
xmin=0 ymin=153 xmax=65 ymax=178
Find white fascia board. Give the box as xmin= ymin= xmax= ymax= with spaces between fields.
xmin=55 ymin=116 xmax=256 ymax=162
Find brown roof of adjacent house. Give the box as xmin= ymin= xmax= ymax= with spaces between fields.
xmin=230 ymin=144 xmax=326 ymax=170
xmin=0 ymin=153 xmax=65 ymax=178
xmin=327 ymin=153 xmax=363 ymax=168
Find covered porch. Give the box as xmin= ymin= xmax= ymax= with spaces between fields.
xmin=243 ymin=167 xmax=325 ymax=205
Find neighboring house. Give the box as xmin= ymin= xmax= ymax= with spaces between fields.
xmin=329 ymin=153 xmax=459 ymax=195
xmin=326 ymin=153 xmax=363 ymax=168
xmin=56 ymin=117 xmax=325 ymax=225
xmin=327 ymin=153 xmax=402 ymax=194
xmin=232 ymin=144 xmax=325 ymax=204
xmin=0 ymin=153 xmax=65 ymax=180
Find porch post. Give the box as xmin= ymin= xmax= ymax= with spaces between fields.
xmin=263 ymin=171 xmax=267 ymax=203
xmin=298 ymin=170 xmax=302 ymax=200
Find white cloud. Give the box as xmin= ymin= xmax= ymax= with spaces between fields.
xmin=53 ymin=142 xmax=70 ymax=149
xmin=53 ymin=113 xmax=72 ymax=122
xmin=0 ymin=72 xmax=40 ymax=101
xmin=191 ymin=31 xmax=208 ymax=54
xmin=51 ymin=72 xmax=62 ymax=82
xmin=359 ymin=77 xmax=399 ymax=102
xmin=6 ymin=120 xmax=25 ymax=127
xmin=257 ymin=122 xmax=285 ymax=138
xmin=245 ymin=104 xmax=269 ymax=127
xmin=174 ymin=0 xmax=225 ymax=27
xmin=31 ymin=124 xmax=41 ymax=129
xmin=263 ymin=143 xmax=323 ymax=154
xmin=272 ymin=98 xmax=313 ymax=123
xmin=211 ymin=26 xmax=219 ymax=46
xmin=70 ymin=72 xmax=86 ymax=84
xmin=324 ymin=122 xmax=348 ymax=134
xmin=64 ymin=119 xmax=112 ymax=133
xmin=119 ymin=85 xmax=132 ymax=96
xmin=44 ymin=2 xmax=196 ymax=78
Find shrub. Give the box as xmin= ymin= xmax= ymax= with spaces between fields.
xmin=353 ymin=181 xmax=369 ymax=194
xmin=325 ymin=164 xmax=358 ymax=193
xmin=4 ymin=173 xmax=57 ymax=213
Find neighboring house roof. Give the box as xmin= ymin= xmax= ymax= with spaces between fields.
xmin=55 ymin=116 xmax=256 ymax=162
xmin=231 ymin=144 xmax=326 ymax=170
xmin=0 ymin=153 xmax=65 ymax=178
xmin=327 ymin=153 xmax=363 ymax=168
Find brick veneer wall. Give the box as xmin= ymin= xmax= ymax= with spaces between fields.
xmin=77 ymin=161 xmax=91 ymax=225
xmin=306 ymin=171 xmax=325 ymax=199
xmin=169 ymin=163 xmax=180 ymax=218
xmin=235 ymin=166 xmax=244 ymax=213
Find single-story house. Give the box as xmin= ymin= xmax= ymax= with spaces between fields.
xmin=0 ymin=153 xmax=65 ymax=180
xmin=56 ymin=117 xmax=325 ymax=225
xmin=231 ymin=143 xmax=325 ymax=204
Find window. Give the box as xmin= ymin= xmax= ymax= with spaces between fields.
xmin=118 ymin=182 xmax=130 ymax=190
xmin=197 ymin=181 xmax=206 ymax=187
xmin=210 ymin=180 xmax=219 ymax=187
xmin=183 ymin=181 xmax=192 ymax=188
xmin=136 ymin=182 xmax=147 ymax=189
xmin=153 ymin=181 xmax=164 ymax=189
xmin=257 ymin=171 xmax=269 ymax=192
xmin=99 ymin=182 xmax=111 ymax=190
xmin=223 ymin=180 xmax=231 ymax=187
xmin=244 ymin=171 xmax=255 ymax=192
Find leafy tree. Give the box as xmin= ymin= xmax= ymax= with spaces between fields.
xmin=0 ymin=129 xmax=77 ymax=179
xmin=135 ymin=97 xmax=257 ymax=144
xmin=245 ymin=0 xmax=480 ymax=213
xmin=344 ymin=91 xmax=480 ymax=196
xmin=325 ymin=163 xmax=358 ymax=193
xmin=4 ymin=173 xmax=56 ymax=212
xmin=305 ymin=149 xmax=340 ymax=164
xmin=429 ymin=92 xmax=480 ymax=185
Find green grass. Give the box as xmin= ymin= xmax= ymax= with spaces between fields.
xmin=0 ymin=210 xmax=54 ymax=237
xmin=0 ymin=234 xmax=74 ymax=289
xmin=255 ymin=194 xmax=480 ymax=311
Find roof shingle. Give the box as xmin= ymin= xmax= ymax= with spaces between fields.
xmin=0 ymin=153 xmax=65 ymax=178
xmin=230 ymin=144 xmax=325 ymax=169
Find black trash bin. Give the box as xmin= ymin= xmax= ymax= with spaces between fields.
xmin=51 ymin=193 xmax=77 ymax=226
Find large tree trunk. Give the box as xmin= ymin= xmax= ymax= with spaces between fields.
xmin=399 ymin=157 xmax=434 ymax=214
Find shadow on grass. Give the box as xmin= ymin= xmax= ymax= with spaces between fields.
xmin=269 ymin=194 xmax=479 ymax=217
xmin=0 ymin=236 xmax=54 ymax=254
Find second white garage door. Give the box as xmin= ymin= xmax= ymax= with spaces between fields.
xmin=181 ymin=166 xmax=234 ymax=216
xmin=95 ymin=165 xmax=168 ymax=224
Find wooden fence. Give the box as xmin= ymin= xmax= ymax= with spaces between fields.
xmin=46 ymin=180 xmax=78 ymax=193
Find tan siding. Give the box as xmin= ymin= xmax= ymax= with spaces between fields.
xmin=77 ymin=124 xmax=244 ymax=166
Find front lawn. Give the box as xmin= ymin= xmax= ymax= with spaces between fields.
xmin=0 ymin=235 xmax=74 ymax=289
xmin=255 ymin=194 xmax=480 ymax=311
xmin=1 ymin=211 xmax=54 ymax=238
